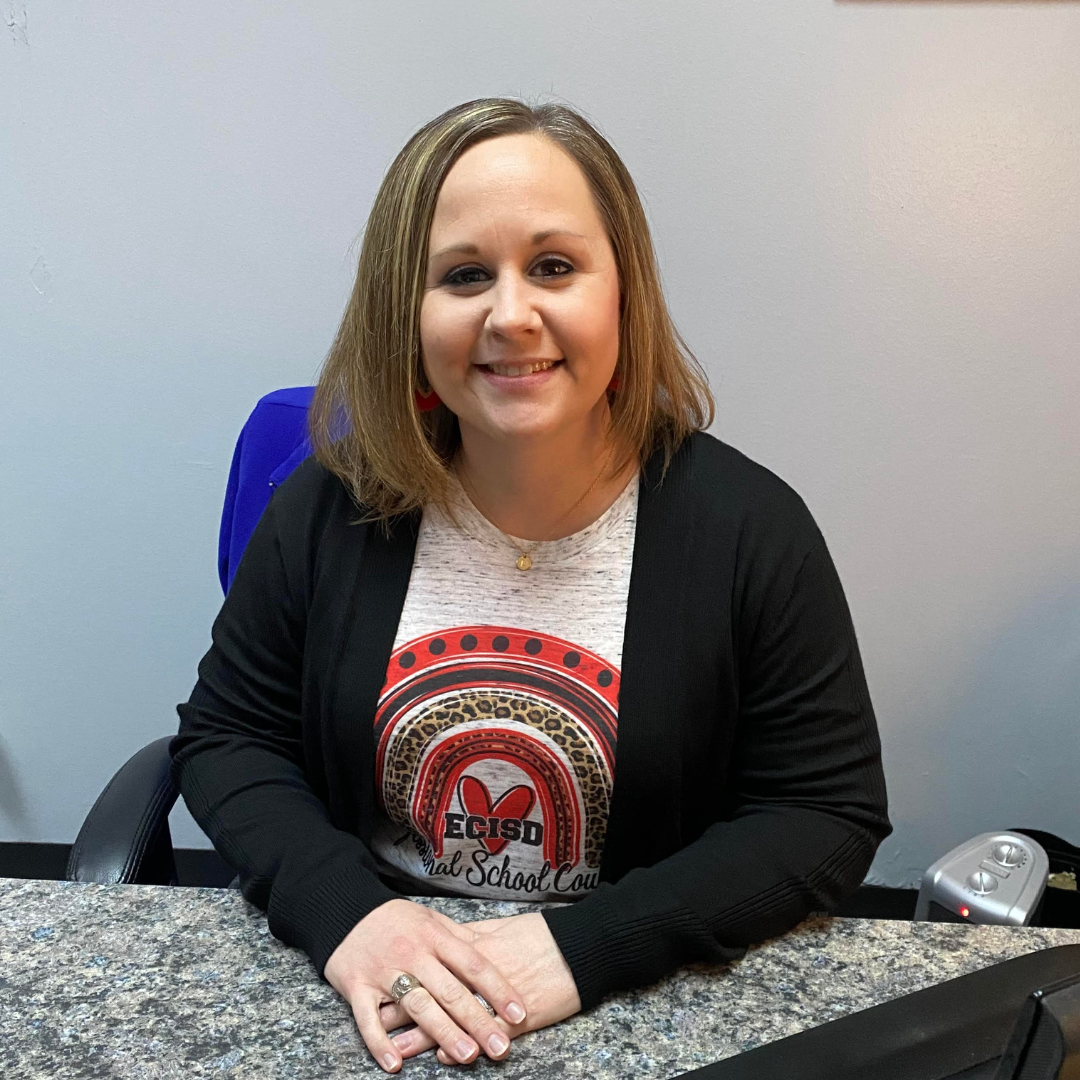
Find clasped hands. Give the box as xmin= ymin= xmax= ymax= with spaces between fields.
xmin=323 ymin=898 xmax=581 ymax=1072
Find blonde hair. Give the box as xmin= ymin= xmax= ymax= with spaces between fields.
xmin=309 ymin=97 xmax=715 ymax=524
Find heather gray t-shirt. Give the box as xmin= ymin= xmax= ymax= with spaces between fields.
xmin=370 ymin=468 xmax=639 ymax=903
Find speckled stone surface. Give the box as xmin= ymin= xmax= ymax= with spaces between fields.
xmin=3 ymin=878 xmax=1080 ymax=1079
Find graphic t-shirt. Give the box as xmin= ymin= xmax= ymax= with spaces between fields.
xmin=370 ymin=468 xmax=639 ymax=903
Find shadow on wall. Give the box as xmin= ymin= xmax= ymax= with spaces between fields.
xmin=874 ymin=579 xmax=1080 ymax=887
xmin=0 ymin=735 xmax=33 ymax=833
xmin=960 ymin=580 xmax=1080 ymax=837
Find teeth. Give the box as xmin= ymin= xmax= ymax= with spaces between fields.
xmin=487 ymin=360 xmax=557 ymax=377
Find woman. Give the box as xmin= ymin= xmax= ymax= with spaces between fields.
xmin=171 ymin=97 xmax=890 ymax=1073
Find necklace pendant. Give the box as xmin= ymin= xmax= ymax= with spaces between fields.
xmin=516 ymin=553 xmax=533 ymax=571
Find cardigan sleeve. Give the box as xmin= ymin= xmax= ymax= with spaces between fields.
xmin=541 ymin=529 xmax=891 ymax=1010
xmin=170 ymin=493 xmax=400 ymax=977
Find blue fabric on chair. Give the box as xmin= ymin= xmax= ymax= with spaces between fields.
xmin=218 ymin=386 xmax=316 ymax=594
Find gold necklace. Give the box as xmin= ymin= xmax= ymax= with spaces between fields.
xmin=456 ymin=445 xmax=617 ymax=571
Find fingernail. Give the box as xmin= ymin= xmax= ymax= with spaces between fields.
xmin=455 ymin=1039 xmax=477 ymax=1062
xmin=506 ymin=1001 xmax=526 ymax=1023
xmin=488 ymin=1033 xmax=510 ymax=1056
xmin=382 ymin=1052 xmax=398 ymax=1071
xmin=392 ymin=1031 xmax=413 ymax=1050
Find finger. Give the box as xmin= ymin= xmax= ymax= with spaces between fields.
xmin=378 ymin=1000 xmax=410 ymax=1032
xmin=395 ymin=984 xmax=483 ymax=1065
xmin=437 ymin=1046 xmax=453 ymax=1066
xmin=414 ymin=956 xmax=513 ymax=1062
xmin=433 ymin=929 xmax=528 ymax=1027
xmin=460 ymin=916 xmax=510 ymax=933
xmin=352 ymin=995 xmax=404 ymax=1074
xmin=443 ymin=914 xmax=509 ymax=935
xmin=391 ymin=1024 xmax=437 ymax=1060
xmin=392 ymin=1011 xmax=512 ymax=1061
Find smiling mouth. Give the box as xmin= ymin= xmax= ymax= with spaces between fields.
xmin=483 ymin=359 xmax=563 ymax=377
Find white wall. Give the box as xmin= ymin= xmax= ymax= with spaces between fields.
xmin=2 ymin=1 xmax=1077 ymax=888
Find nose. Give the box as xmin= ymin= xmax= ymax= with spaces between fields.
xmin=485 ymin=268 xmax=542 ymax=339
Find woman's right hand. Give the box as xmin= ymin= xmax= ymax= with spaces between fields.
xmin=323 ymin=898 xmax=528 ymax=1073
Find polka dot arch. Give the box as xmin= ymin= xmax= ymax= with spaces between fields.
xmin=386 ymin=628 xmax=618 ymax=702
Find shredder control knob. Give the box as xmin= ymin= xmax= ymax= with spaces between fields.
xmin=991 ymin=842 xmax=1024 ymax=867
xmin=967 ymin=871 xmax=997 ymax=894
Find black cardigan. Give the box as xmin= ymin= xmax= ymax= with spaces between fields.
xmin=171 ymin=431 xmax=891 ymax=1011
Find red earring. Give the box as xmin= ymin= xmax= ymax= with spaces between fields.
xmin=415 ymin=387 xmax=442 ymax=412
xmin=607 ymin=375 xmax=621 ymax=393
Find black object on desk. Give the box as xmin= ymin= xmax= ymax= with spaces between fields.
xmin=684 ymin=944 xmax=1080 ymax=1080
xmin=994 ymin=971 xmax=1080 ymax=1080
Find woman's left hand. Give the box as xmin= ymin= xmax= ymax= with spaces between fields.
xmin=379 ymin=912 xmax=581 ymax=1064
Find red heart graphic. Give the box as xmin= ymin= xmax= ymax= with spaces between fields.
xmin=457 ymin=776 xmax=536 ymax=855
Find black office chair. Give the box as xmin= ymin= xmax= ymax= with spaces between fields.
xmin=66 ymin=388 xmax=315 ymax=887
xmin=66 ymin=736 xmax=181 ymax=885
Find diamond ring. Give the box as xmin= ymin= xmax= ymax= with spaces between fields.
xmin=390 ymin=973 xmax=424 ymax=1003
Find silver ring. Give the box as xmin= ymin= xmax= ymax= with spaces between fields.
xmin=390 ymin=972 xmax=424 ymax=1004
xmin=473 ymin=992 xmax=496 ymax=1017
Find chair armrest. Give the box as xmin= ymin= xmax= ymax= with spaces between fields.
xmin=66 ymin=736 xmax=180 ymax=885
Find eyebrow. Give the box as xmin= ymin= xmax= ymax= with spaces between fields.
xmin=430 ymin=229 xmax=587 ymax=261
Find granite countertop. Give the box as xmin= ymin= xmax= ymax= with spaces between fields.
xmin=3 ymin=877 xmax=1080 ymax=1079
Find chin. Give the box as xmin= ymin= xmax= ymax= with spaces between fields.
xmin=469 ymin=407 xmax=581 ymax=445
xmin=453 ymin=385 xmax=612 ymax=444
xmin=490 ymin=420 xmax=568 ymax=445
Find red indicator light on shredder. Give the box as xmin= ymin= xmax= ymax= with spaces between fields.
xmin=960 ymin=907 xmax=970 ymax=918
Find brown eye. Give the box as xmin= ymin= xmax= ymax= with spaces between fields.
xmin=444 ymin=266 xmax=488 ymax=287
xmin=534 ymin=258 xmax=573 ymax=278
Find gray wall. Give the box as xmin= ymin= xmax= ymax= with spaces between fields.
xmin=2 ymin=1 xmax=1077 ymax=888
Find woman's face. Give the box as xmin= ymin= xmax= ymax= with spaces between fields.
xmin=420 ymin=133 xmax=621 ymax=448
